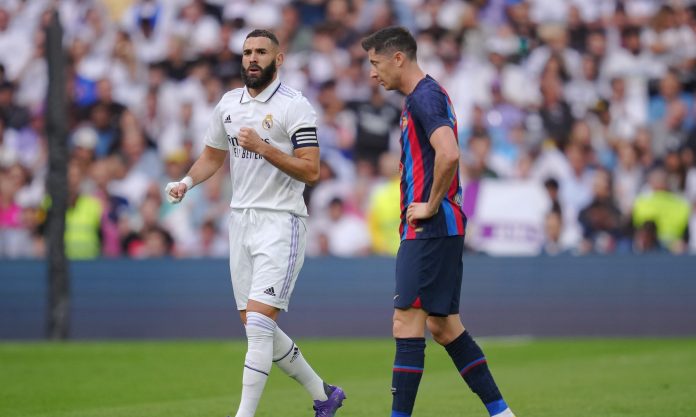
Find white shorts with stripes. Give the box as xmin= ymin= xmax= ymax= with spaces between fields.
xmin=228 ymin=208 xmax=306 ymax=311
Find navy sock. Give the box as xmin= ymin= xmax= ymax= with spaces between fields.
xmin=391 ymin=338 xmax=425 ymax=417
xmin=445 ymin=331 xmax=507 ymax=416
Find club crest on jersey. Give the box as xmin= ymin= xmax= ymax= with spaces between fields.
xmin=401 ymin=114 xmax=408 ymax=131
xmin=262 ymin=114 xmax=273 ymax=130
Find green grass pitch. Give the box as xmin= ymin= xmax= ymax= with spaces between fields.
xmin=1 ymin=338 xmax=695 ymax=417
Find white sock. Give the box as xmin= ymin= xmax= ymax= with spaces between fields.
xmin=273 ymin=326 xmax=328 ymax=401
xmin=235 ymin=312 xmax=276 ymax=417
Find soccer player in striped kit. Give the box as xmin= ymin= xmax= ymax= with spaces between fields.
xmin=362 ymin=27 xmax=516 ymax=417
xmin=165 ymin=29 xmax=345 ymax=417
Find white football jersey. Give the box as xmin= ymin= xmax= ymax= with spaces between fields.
xmin=204 ymin=77 xmax=319 ymax=216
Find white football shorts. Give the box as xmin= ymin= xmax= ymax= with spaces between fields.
xmin=228 ymin=208 xmax=307 ymax=311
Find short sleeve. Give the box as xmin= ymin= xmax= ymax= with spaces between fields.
xmin=203 ymin=102 xmax=229 ymax=150
xmin=286 ymin=95 xmax=319 ymax=149
xmin=409 ymin=88 xmax=454 ymax=140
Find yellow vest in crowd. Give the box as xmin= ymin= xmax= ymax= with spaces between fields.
xmin=368 ymin=177 xmax=402 ymax=256
xmin=633 ymin=190 xmax=691 ymax=246
xmin=65 ymin=195 xmax=103 ymax=259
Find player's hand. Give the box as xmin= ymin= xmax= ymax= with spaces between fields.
xmin=406 ymin=203 xmax=437 ymax=226
xmin=238 ymin=127 xmax=267 ymax=154
xmin=406 ymin=202 xmax=438 ymax=226
xmin=165 ymin=181 xmax=188 ymax=204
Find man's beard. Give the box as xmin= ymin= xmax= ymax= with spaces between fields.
xmin=241 ymin=60 xmax=277 ymax=90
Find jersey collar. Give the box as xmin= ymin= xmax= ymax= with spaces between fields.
xmin=240 ymin=77 xmax=282 ymax=104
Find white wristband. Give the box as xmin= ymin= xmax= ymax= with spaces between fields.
xmin=181 ymin=175 xmax=194 ymax=190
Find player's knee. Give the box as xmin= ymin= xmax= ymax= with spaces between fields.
xmin=246 ymin=300 xmax=280 ymax=321
xmin=428 ymin=317 xmax=462 ymax=345
xmin=392 ymin=309 xmax=426 ymax=338
xmin=426 ymin=318 xmax=448 ymax=344
xmin=392 ymin=315 xmax=408 ymax=337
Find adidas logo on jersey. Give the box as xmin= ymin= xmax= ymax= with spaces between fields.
xmin=224 ymin=115 xmax=232 ymax=123
xmin=290 ymin=346 xmax=300 ymax=363
xmin=263 ymin=287 xmax=276 ymax=297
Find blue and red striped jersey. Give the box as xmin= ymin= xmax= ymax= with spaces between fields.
xmin=399 ymin=75 xmax=467 ymax=240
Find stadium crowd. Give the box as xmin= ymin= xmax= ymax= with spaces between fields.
xmin=0 ymin=0 xmax=695 ymax=259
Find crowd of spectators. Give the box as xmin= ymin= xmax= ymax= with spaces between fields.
xmin=1 ymin=0 xmax=695 ymax=259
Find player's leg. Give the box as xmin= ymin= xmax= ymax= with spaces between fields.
xmin=424 ymin=235 xmax=515 ymax=417
xmin=427 ymin=315 xmax=514 ymax=416
xmin=250 ymin=211 xmax=345 ymax=416
xmin=228 ymin=210 xmax=273 ymax=417
xmin=235 ymin=301 xmax=279 ymax=417
xmin=391 ymin=307 xmax=428 ymax=417
xmin=272 ymin=325 xmax=332 ymax=400
xmin=239 ymin=308 xmax=338 ymax=405
xmin=272 ymin=322 xmax=347 ymax=417
xmin=391 ymin=239 xmax=431 ymax=417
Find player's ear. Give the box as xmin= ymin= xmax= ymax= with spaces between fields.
xmin=393 ymin=51 xmax=405 ymax=67
xmin=275 ymin=51 xmax=284 ymax=68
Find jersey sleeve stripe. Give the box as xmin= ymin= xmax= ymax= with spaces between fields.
xmin=405 ymin=110 xmax=424 ymax=239
xmin=401 ymin=119 xmax=415 ymax=240
xmin=441 ymin=200 xmax=458 ymax=235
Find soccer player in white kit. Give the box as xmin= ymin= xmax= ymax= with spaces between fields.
xmin=165 ymin=29 xmax=346 ymax=417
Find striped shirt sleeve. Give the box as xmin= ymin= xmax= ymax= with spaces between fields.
xmin=410 ymin=87 xmax=453 ymax=140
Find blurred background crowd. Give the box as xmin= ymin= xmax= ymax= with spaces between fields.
xmin=0 ymin=0 xmax=695 ymax=259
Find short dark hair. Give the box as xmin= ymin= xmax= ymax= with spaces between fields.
xmin=543 ymin=177 xmax=559 ymax=190
xmin=361 ymin=26 xmax=417 ymax=60
xmin=245 ymin=29 xmax=279 ymax=46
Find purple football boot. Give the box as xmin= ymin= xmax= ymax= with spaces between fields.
xmin=312 ymin=384 xmax=346 ymax=417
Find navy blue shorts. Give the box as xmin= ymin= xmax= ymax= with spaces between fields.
xmin=394 ymin=236 xmax=464 ymax=317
